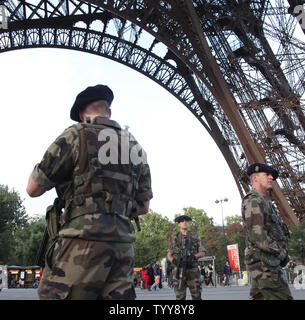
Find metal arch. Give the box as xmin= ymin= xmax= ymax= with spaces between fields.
xmin=0 ymin=1 xmax=243 ymax=196
xmin=0 ymin=26 xmax=209 ymax=127
xmin=83 ymin=0 xmax=305 ymax=224
xmin=1 ymin=0 xmax=304 ymax=223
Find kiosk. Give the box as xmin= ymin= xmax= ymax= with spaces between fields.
xmin=198 ymin=256 xmax=216 ymax=287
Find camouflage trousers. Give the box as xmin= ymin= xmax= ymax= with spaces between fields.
xmin=38 ymin=237 xmax=136 ymax=300
xmin=172 ymin=267 xmax=201 ymax=300
xmin=247 ymin=261 xmax=293 ymax=300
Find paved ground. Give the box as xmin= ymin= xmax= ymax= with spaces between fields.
xmin=137 ymin=284 xmax=305 ymax=300
xmin=0 ymin=284 xmax=304 ymax=300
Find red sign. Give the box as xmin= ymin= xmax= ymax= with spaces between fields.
xmin=227 ymin=244 xmax=240 ymax=271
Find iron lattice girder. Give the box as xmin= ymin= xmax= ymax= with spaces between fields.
xmin=1 ymin=0 xmax=304 ymax=223
xmin=0 ymin=0 xmax=243 ymax=196
xmin=0 ymin=12 xmax=225 ymax=131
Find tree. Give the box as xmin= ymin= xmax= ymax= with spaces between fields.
xmin=203 ymin=225 xmax=223 ymax=265
xmin=202 ymin=214 xmax=246 ymax=272
xmin=133 ymin=210 xmax=171 ymax=267
xmin=288 ymin=221 xmax=305 ymax=265
xmin=0 ymin=184 xmax=28 ymax=264
xmin=9 ymin=216 xmax=46 ymax=265
xmin=226 ymin=221 xmax=246 ymax=270
xmin=225 ymin=214 xmax=243 ymax=225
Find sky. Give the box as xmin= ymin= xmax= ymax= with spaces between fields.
xmin=0 ymin=47 xmax=242 ymax=225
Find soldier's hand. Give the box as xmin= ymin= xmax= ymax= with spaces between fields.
xmin=278 ymin=249 xmax=287 ymax=261
xmin=280 ymin=254 xmax=290 ymax=267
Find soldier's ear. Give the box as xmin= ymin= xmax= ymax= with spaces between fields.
xmin=79 ymin=111 xmax=84 ymax=122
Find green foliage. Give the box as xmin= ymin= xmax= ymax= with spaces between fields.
xmin=0 ymin=185 xmax=28 ymax=264
xmin=132 ymin=207 xmax=301 ymax=273
xmin=288 ymin=221 xmax=305 ymax=265
xmin=9 ymin=216 xmax=46 ymax=265
xmin=225 ymin=214 xmax=243 ymax=225
xmin=202 ymin=225 xmax=230 ymax=272
xmin=133 ymin=210 xmax=171 ymax=267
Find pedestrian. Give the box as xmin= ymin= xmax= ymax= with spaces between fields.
xmin=141 ymin=267 xmax=147 ymax=289
xmin=200 ymin=265 xmax=206 ymax=283
xmin=33 ymin=279 xmax=39 ymax=289
xmin=167 ymin=215 xmax=205 ymax=300
xmin=223 ymin=261 xmax=232 ymax=286
xmin=8 ymin=273 xmax=14 ymax=288
xmin=152 ymin=274 xmax=160 ymax=291
xmin=152 ymin=260 xmax=161 ymax=291
xmin=39 ymin=268 xmax=43 ymax=281
xmin=159 ymin=267 xmax=163 ymax=289
xmin=242 ymin=163 xmax=293 ymax=300
xmin=168 ymin=272 xmax=174 ymax=289
xmin=282 ymin=267 xmax=287 ymax=281
xmin=205 ymin=263 xmax=214 ymax=287
xmin=145 ymin=267 xmax=150 ymax=289
xmin=26 ymin=84 xmax=153 ymax=300
xmin=289 ymin=260 xmax=296 ymax=284
xmin=147 ymin=264 xmax=155 ymax=291
xmin=133 ymin=277 xmax=137 ymax=288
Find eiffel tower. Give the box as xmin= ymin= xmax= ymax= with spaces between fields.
xmin=1 ymin=0 xmax=304 ymax=224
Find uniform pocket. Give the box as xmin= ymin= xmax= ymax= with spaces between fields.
xmin=38 ymin=278 xmax=71 ymax=300
xmin=38 ymin=238 xmax=72 ymax=300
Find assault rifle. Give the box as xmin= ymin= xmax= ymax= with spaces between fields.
xmin=175 ymin=236 xmax=193 ymax=288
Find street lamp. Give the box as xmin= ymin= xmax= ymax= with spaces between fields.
xmin=215 ymin=198 xmax=229 ymax=259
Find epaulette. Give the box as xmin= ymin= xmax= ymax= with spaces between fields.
xmin=243 ymin=190 xmax=260 ymax=201
xmin=242 ymin=192 xmax=252 ymax=201
xmin=67 ymin=122 xmax=85 ymax=131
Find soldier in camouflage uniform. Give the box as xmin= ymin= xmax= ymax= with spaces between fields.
xmin=26 ymin=84 xmax=153 ymax=300
xmin=242 ymin=163 xmax=293 ymax=300
xmin=167 ymin=215 xmax=205 ymax=300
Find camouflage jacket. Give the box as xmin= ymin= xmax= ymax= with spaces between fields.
xmin=168 ymin=231 xmax=205 ymax=268
xmin=31 ymin=116 xmax=153 ymax=243
xmin=241 ymin=189 xmax=289 ymax=266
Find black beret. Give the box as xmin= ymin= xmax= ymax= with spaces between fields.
xmin=247 ymin=162 xmax=279 ymax=180
xmin=70 ymin=84 xmax=114 ymax=122
xmin=174 ymin=215 xmax=192 ymax=223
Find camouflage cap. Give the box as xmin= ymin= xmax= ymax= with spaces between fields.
xmin=70 ymin=84 xmax=114 ymax=122
xmin=247 ymin=162 xmax=279 ymax=180
xmin=174 ymin=215 xmax=192 ymax=223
